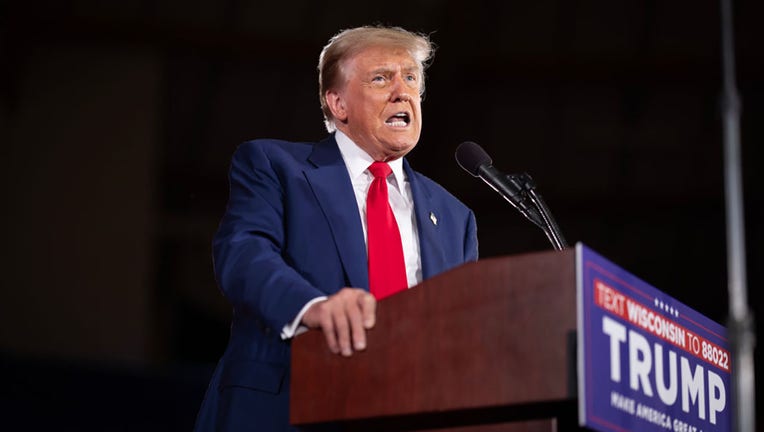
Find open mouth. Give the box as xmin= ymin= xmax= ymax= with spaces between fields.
xmin=385 ymin=112 xmax=410 ymax=127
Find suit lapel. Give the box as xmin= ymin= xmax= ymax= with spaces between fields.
xmin=404 ymin=160 xmax=446 ymax=280
xmin=305 ymin=136 xmax=369 ymax=290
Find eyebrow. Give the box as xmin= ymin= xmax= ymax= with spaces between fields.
xmin=369 ymin=65 xmax=420 ymax=76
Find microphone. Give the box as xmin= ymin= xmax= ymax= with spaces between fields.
xmin=455 ymin=141 xmax=568 ymax=250
xmin=455 ymin=141 xmax=545 ymax=228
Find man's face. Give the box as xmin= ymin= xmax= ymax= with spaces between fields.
xmin=327 ymin=46 xmax=423 ymax=161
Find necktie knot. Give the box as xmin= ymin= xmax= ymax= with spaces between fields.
xmin=368 ymin=161 xmax=392 ymax=179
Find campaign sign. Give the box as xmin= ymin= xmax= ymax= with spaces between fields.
xmin=576 ymin=244 xmax=731 ymax=432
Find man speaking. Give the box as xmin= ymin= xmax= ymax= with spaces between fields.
xmin=194 ymin=25 xmax=478 ymax=431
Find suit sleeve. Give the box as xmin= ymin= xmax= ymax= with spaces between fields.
xmin=212 ymin=142 xmax=324 ymax=332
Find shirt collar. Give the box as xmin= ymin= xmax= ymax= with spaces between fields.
xmin=335 ymin=130 xmax=405 ymax=184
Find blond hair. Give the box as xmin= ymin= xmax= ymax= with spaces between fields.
xmin=317 ymin=26 xmax=434 ymax=132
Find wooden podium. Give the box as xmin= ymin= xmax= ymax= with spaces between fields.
xmin=290 ymin=249 xmax=582 ymax=431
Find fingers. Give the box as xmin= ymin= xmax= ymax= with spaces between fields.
xmin=334 ymin=301 xmax=353 ymax=356
xmin=359 ymin=291 xmax=377 ymax=329
xmin=346 ymin=296 xmax=366 ymax=352
xmin=302 ymin=288 xmax=377 ymax=357
xmin=317 ymin=306 xmax=340 ymax=355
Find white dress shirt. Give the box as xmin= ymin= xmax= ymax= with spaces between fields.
xmin=335 ymin=130 xmax=422 ymax=287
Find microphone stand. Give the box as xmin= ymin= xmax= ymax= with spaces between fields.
xmin=720 ymin=0 xmax=755 ymax=431
xmin=508 ymin=173 xmax=568 ymax=251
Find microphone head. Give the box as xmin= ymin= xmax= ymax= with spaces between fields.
xmin=455 ymin=141 xmax=492 ymax=177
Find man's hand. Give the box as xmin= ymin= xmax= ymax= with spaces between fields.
xmin=301 ymin=288 xmax=376 ymax=357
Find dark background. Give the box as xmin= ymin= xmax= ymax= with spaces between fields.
xmin=1 ymin=0 xmax=761 ymax=430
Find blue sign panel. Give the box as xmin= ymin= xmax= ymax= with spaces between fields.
xmin=577 ymin=244 xmax=731 ymax=432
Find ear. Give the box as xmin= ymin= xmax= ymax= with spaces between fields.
xmin=325 ymin=90 xmax=348 ymax=122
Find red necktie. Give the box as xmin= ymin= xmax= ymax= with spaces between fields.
xmin=366 ymin=161 xmax=408 ymax=300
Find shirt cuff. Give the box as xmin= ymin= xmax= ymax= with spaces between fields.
xmin=280 ymin=296 xmax=328 ymax=340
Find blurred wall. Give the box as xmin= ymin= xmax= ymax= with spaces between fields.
xmin=2 ymin=42 xmax=160 ymax=365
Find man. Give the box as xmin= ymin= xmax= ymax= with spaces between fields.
xmin=194 ymin=25 xmax=478 ymax=431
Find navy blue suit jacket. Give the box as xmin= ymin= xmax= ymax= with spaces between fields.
xmin=195 ymin=135 xmax=478 ymax=431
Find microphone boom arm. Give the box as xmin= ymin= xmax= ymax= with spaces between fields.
xmin=508 ymin=173 xmax=569 ymax=251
